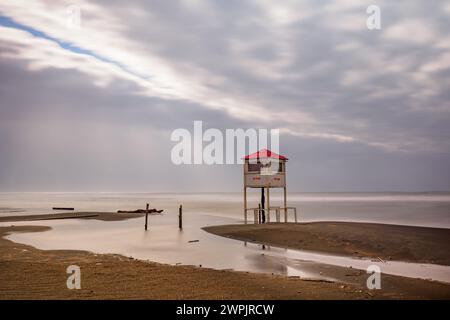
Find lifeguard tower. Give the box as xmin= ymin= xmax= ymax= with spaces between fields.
xmin=243 ymin=148 xmax=297 ymax=224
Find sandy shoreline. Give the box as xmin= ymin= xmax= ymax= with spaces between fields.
xmin=1 ymin=219 xmax=450 ymax=299
xmin=0 ymin=211 xmax=149 ymax=222
xmin=0 ymin=225 xmax=376 ymax=300
xmin=204 ymin=222 xmax=450 ymax=266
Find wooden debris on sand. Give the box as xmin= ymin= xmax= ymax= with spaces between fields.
xmin=117 ymin=209 xmax=163 ymax=214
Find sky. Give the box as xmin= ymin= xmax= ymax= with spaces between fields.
xmin=0 ymin=0 xmax=449 ymax=192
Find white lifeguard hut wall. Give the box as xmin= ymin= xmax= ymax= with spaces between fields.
xmin=243 ymin=149 xmax=297 ymax=223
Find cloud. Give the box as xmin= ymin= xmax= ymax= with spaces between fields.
xmin=421 ymin=52 xmax=450 ymax=73
xmin=0 ymin=0 xmax=449 ymax=191
xmin=383 ymin=19 xmax=437 ymax=45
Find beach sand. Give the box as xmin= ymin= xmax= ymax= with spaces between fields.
xmin=0 ymin=211 xmax=150 ymax=222
xmin=0 ymin=225 xmax=382 ymax=300
xmin=0 ymin=219 xmax=449 ymax=299
xmin=204 ymin=222 xmax=450 ymax=265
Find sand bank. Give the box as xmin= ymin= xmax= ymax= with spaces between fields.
xmin=0 ymin=211 xmax=147 ymax=222
xmin=204 ymin=222 xmax=450 ymax=266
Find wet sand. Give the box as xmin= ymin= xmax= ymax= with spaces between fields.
xmin=0 ymin=211 xmax=148 ymax=222
xmin=1 ymin=224 xmax=450 ymax=299
xmin=0 ymin=225 xmax=372 ymax=299
xmin=204 ymin=222 xmax=450 ymax=265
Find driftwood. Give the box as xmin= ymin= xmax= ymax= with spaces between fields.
xmin=117 ymin=209 xmax=163 ymax=214
xmin=52 ymin=207 xmax=74 ymax=210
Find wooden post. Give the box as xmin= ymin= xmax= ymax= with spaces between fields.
xmin=258 ymin=203 xmax=261 ymax=224
xmin=244 ymin=186 xmax=247 ymax=224
xmin=145 ymin=203 xmax=149 ymax=230
xmin=260 ymin=187 xmax=265 ymax=223
xmin=244 ymin=162 xmax=247 ymax=224
xmin=179 ymin=205 xmax=183 ymax=229
xmin=267 ymin=187 xmax=270 ymax=223
xmin=283 ymin=187 xmax=287 ymax=223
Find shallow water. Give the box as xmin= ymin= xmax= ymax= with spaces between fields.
xmin=1 ymin=192 xmax=450 ymax=228
xmin=3 ymin=212 xmax=450 ymax=283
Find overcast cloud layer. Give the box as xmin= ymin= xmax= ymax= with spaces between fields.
xmin=0 ymin=0 xmax=449 ymax=192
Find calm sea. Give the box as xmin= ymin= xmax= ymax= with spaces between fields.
xmin=1 ymin=192 xmax=449 ymax=228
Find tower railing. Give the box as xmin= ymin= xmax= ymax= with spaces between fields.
xmin=244 ymin=206 xmax=297 ymax=224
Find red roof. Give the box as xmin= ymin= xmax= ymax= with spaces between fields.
xmin=243 ymin=149 xmax=288 ymax=161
